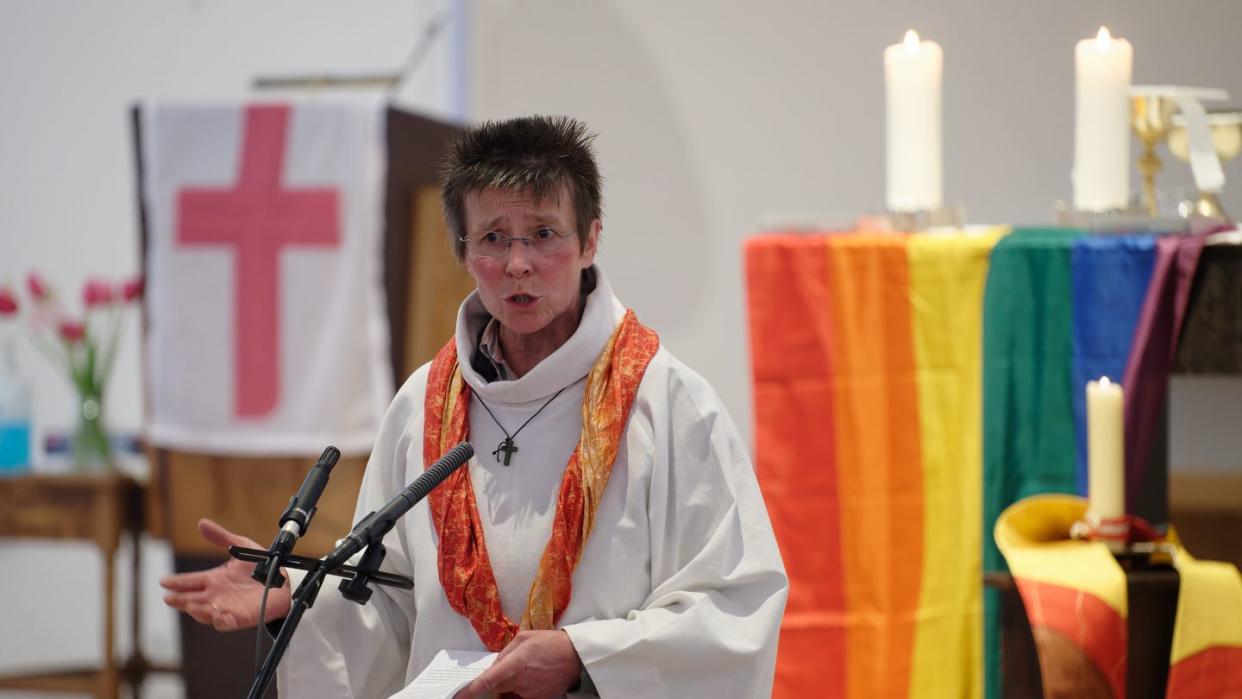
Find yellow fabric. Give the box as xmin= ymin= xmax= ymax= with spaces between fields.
xmin=1170 ymin=550 xmax=1242 ymax=663
xmin=993 ymin=494 xmax=1127 ymax=614
xmin=906 ymin=227 xmax=1005 ymax=699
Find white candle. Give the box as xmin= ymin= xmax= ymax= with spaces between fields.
xmin=1086 ymin=377 xmax=1125 ymax=521
xmin=885 ymin=29 xmax=943 ymax=213
xmin=1073 ymin=27 xmax=1133 ymax=212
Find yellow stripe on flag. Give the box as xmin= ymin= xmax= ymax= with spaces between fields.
xmin=907 ymin=227 xmax=1005 ymax=699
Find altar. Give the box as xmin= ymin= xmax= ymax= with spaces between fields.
xmin=745 ymin=227 xmax=1242 ymax=698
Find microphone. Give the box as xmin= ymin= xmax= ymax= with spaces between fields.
xmin=253 ymin=446 xmax=341 ymax=586
xmin=322 ymin=442 xmax=473 ymax=571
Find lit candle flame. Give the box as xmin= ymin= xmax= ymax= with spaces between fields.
xmin=1099 ymin=376 xmax=1112 ymax=388
xmin=904 ymin=29 xmax=920 ymax=52
xmin=1096 ymin=26 xmax=1112 ymax=49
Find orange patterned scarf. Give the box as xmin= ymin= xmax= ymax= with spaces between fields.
xmin=423 ymin=309 xmax=659 ymax=651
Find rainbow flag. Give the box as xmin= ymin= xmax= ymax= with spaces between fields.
xmin=745 ymin=226 xmax=1220 ymax=697
xmin=746 ymin=227 xmax=1004 ymax=698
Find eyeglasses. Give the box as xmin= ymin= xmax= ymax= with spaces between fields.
xmin=460 ymin=227 xmax=574 ymax=258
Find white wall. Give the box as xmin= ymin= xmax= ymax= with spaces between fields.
xmin=470 ymin=0 xmax=1242 ymax=469
xmin=0 ymin=2 xmax=462 ymax=695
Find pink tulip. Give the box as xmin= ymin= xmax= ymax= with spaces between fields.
xmin=0 ymin=287 xmax=18 ymax=315
xmin=26 ymin=271 xmax=50 ymax=300
xmin=58 ymin=319 xmax=85 ymax=343
xmin=83 ymin=279 xmax=115 ymax=308
xmin=120 ymin=277 xmax=144 ymax=302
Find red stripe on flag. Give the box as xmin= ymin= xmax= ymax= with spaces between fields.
xmin=745 ymin=236 xmax=846 ymax=698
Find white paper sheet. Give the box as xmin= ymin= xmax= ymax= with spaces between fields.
xmin=387 ymin=649 xmax=498 ymax=699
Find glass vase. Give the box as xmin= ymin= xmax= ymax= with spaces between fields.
xmin=72 ymin=390 xmax=113 ymax=472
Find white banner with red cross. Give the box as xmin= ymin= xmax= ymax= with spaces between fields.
xmin=140 ymin=100 xmax=393 ymax=455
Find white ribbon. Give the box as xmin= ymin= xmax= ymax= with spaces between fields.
xmin=1174 ymin=95 xmax=1226 ymax=194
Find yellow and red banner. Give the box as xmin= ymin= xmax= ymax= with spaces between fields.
xmin=995 ymin=494 xmax=1242 ymax=698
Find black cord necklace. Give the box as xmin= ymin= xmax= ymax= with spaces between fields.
xmin=474 ymin=387 xmax=567 ymax=466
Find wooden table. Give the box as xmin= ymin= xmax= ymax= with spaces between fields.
xmin=0 ymin=472 xmax=177 ymax=698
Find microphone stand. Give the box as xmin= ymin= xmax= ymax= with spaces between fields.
xmin=234 ymin=546 xmax=414 ymax=699
xmin=238 ymin=441 xmax=472 ymax=697
xmin=246 ymin=563 xmax=329 ymax=699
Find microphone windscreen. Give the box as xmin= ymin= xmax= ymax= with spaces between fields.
xmin=318 ymin=446 xmax=341 ymax=470
xmin=408 ymin=443 xmax=474 ymax=502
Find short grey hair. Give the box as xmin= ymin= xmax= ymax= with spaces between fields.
xmin=439 ymin=115 xmax=603 ymax=260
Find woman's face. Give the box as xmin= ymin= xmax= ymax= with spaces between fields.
xmin=462 ymin=185 xmax=599 ymax=347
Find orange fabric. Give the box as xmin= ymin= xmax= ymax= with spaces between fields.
xmin=744 ymin=236 xmax=846 ymax=698
xmin=824 ymin=233 xmax=925 ymax=699
xmin=423 ymin=310 xmax=659 ymax=651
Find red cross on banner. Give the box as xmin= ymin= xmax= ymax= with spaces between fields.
xmin=176 ymin=105 xmax=340 ymax=418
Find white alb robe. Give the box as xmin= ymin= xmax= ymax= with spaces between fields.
xmin=277 ymin=268 xmax=788 ymax=698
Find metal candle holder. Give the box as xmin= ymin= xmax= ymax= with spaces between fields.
xmin=1131 ymin=92 xmax=1178 ymax=216
xmin=1128 ymin=86 xmax=1230 ymax=219
xmin=886 ymin=204 xmax=967 ymax=232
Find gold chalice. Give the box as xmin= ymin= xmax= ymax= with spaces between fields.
xmin=1167 ymin=109 xmax=1241 ymax=220
xmin=1131 ymin=91 xmax=1178 ymax=216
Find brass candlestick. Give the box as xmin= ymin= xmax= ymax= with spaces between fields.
xmin=1131 ymin=93 xmax=1178 ymax=216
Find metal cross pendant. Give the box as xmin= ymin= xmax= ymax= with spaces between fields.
xmin=493 ymin=438 xmax=518 ymax=466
